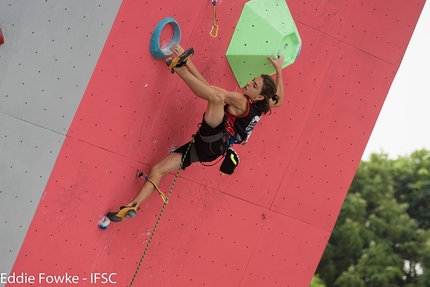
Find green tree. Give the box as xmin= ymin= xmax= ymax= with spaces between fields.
xmin=309 ymin=274 xmax=326 ymax=287
xmin=316 ymin=149 xmax=430 ymax=286
xmin=391 ymin=150 xmax=430 ymax=229
xmin=334 ymin=265 xmax=364 ymax=287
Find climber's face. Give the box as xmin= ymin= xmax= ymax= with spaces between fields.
xmin=242 ymin=76 xmax=264 ymax=102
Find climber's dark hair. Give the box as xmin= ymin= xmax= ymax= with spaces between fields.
xmin=255 ymin=74 xmax=279 ymax=114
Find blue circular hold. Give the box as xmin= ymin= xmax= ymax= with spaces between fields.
xmin=150 ymin=17 xmax=181 ymax=59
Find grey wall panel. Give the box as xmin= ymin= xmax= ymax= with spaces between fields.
xmin=0 ymin=0 xmax=121 ymax=134
xmin=0 ymin=0 xmax=122 ymax=282
xmin=0 ymin=114 xmax=63 ymax=273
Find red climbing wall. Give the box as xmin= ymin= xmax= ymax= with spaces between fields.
xmin=9 ymin=0 xmax=425 ymax=286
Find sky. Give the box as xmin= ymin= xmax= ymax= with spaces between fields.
xmin=362 ymin=2 xmax=430 ymax=160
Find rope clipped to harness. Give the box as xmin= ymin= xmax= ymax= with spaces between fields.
xmin=129 ymin=135 xmax=195 ymax=287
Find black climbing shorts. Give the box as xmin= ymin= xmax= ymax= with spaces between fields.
xmin=173 ymin=115 xmax=227 ymax=170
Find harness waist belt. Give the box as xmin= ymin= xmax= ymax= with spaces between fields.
xmin=198 ymin=131 xmax=225 ymax=143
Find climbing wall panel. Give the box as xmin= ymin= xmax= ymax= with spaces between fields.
xmin=0 ymin=0 xmax=121 ymax=134
xmin=272 ymin=42 xmax=397 ymax=230
xmin=288 ymin=0 xmax=357 ymax=38
xmin=130 ymin=189 xmax=269 ymax=286
xmin=6 ymin=0 xmax=425 ymax=287
xmin=215 ymin=22 xmax=339 ymax=208
xmin=241 ymin=213 xmax=330 ymax=287
xmin=67 ymin=0 xmax=206 ymax=163
xmin=0 ymin=0 xmax=122 ymax=279
xmin=8 ymin=136 xmax=166 ymax=284
xmin=341 ymin=0 xmax=423 ymax=65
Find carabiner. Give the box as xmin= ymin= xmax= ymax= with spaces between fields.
xmin=210 ymin=0 xmax=219 ymax=38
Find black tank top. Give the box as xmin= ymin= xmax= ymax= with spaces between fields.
xmin=224 ymin=98 xmax=262 ymax=145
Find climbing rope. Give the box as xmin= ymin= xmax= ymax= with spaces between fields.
xmin=210 ymin=0 xmax=219 ymax=38
xmin=129 ymin=135 xmax=195 ymax=287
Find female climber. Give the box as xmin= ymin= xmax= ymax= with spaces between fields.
xmin=106 ymin=45 xmax=285 ymax=222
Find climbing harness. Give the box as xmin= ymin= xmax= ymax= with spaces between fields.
xmin=197 ymin=129 xmax=230 ymax=167
xmin=129 ymin=135 xmax=195 ymax=287
xmin=210 ymin=0 xmax=219 ymax=38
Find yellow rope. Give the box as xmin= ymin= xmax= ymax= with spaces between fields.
xmin=129 ymin=136 xmax=195 ymax=287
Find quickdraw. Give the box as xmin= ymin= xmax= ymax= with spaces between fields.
xmin=210 ymin=0 xmax=219 ymax=38
xmin=137 ymin=172 xmax=168 ymax=204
